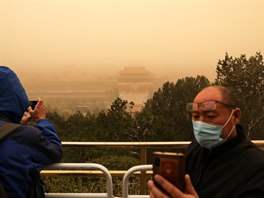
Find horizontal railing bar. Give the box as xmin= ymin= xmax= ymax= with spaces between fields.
xmin=61 ymin=140 xmax=264 ymax=147
xmin=251 ymin=140 xmax=264 ymax=146
xmin=41 ymin=170 xmax=153 ymax=177
xmin=45 ymin=193 xmax=111 ymax=198
xmin=61 ymin=141 xmax=190 ymax=148
xmin=60 ymin=141 xmax=264 ymax=151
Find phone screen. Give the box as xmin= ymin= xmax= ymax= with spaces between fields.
xmin=152 ymin=151 xmax=185 ymax=193
xmin=29 ymin=100 xmax=38 ymax=110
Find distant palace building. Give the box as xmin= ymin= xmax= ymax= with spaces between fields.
xmin=24 ymin=66 xmax=158 ymax=115
xmin=117 ymin=66 xmax=154 ymax=111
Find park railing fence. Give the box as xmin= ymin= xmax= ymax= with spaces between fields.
xmin=42 ymin=140 xmax=264 ymax=198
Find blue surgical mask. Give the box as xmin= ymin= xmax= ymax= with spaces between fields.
xmin=192 ymin=110 xmax=234 ymax=149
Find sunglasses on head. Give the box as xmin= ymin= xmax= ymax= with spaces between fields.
xmin=186 ymin=100 xmax=234 ymax=112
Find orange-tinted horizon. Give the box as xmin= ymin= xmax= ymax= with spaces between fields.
xmin=0 ymin=0 xmax=263 ymax=82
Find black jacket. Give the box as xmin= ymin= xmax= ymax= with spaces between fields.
xmin=186 ymin=125 xmax=264 ymax=198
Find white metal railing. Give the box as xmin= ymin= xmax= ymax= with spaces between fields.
xmin=44 ymin=163 xmax=114 ymax=198
xmin=42 ymin=141 xmax=264 ymax=197
xmin=122 ymin=165 xmax=152 ymax=198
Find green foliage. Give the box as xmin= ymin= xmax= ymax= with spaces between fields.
xmin=127 ymin=110 xmax=155 ymax=141
xmin=44 ymin=52 xmax=264 ymax=195
xmin=43 ymin=177 xmax=108 ymax=193
xmin=215 ymin=52 xmax=264 ymax=138
xmin=96 ymin=97 xmax=134 ymax=141
xmin=142 ymin=76 xmax=210 ymax=141
xmin=91 ymin=155 xmax=139 ymax=170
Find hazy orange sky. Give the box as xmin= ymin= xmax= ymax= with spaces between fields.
xmin=0 ymin=0 xmax=263 ymax=82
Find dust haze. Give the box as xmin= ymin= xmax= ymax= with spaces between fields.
xmin=1 ymin=0 xmax=263 ymax=114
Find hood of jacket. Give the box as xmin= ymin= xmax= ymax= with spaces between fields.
xmin=0 ymin=66 xmax=29 ymax=123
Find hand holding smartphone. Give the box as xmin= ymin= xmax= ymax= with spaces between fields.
xmin=152 ymin=151 xmax=186 ymax=194
xmin=29 ymin=100 xmax=38 ymax=110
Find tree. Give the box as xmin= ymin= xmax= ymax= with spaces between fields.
xmin=142 ymin=75 xmax=210 ymax=141
xmin=215 ymin=52 xmax=264 ymax=138
xmin=96 ymin=97 xmax=134 ymax=141
xmin=126 ymin=109 xmax=154 ymax=142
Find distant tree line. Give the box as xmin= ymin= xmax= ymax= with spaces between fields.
xmin=43 ymin=52 xmax=264 ymax=195
xmin=49 ymin=52 xmax=264 ymax=143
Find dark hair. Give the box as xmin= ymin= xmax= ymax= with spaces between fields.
xmin=214 ymin=86 xmax=237 ymax=108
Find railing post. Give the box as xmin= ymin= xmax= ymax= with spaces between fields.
xmin=123 ymin=165 xmax=152 ymax=198
xmin=140 ymin=146 xmax=147 ymax=195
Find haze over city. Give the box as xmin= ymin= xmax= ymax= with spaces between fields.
xmin=0 ymin=0 xmax=263 ymax=84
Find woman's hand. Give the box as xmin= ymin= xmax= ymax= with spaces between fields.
xmin=31 ymin=98 xmax=46 ymax=121
xmin=20 ymin=111 xmax=32 ymax=124
xmin=148 ymin=174 xmax=199 ymax=198
xmin=20 ymin=98 xmax=46 ymax=124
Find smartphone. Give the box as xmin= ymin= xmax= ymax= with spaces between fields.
xmin=29 ymin=100 xmax=38 ymax=110
xmin=152 ymin=151 xmax=186 ymax=193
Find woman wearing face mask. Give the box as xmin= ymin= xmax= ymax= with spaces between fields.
xmin=148 ymin=86 xmax=264 ymax=198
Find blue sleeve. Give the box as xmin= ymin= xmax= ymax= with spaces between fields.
xmin=35 ymin=119 xmax=62 ymax=148
xmin=31 ymin=119 xmax=63 ymax=165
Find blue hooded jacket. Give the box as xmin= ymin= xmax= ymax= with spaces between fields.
xmin=0 ymin=66 xmax=62 ymax=197
xmin=0 ymin=66 xmax=29 ymax=123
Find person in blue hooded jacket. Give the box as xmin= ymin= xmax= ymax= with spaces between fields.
xmin=0 ymin=66 xmax=63 ymax=198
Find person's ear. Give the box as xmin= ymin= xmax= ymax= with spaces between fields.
xmin=233 ymin=108 xmax=241 ymax=124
